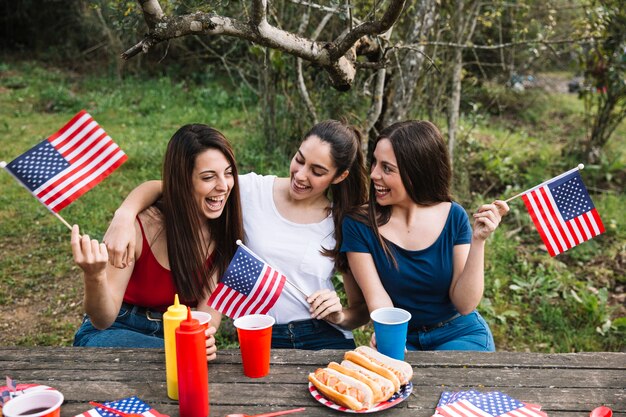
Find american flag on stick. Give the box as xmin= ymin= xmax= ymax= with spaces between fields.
xmin=208 ymin=240 xmax=287 ymax=319
xmin=2 ymin=110 xmax=127 ymax=214
xmin=519 ymin=167 xmax=604 ymax=256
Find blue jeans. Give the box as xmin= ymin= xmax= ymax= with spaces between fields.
xmin=73 ymin=305 xmax=164 ymax=348
xmin=271 ymin=319 xmax=356 ymax=350
xmin=406 ymin=310 xmax=495 ymax=351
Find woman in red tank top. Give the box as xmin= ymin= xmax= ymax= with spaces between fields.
xmin=70 ymin=124 xmax=243 ymax=359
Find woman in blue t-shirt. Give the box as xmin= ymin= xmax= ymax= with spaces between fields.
xmin=341 ymin=120 xmax=508 ymax=351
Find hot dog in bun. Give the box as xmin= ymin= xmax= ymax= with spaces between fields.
xmin=308 ymin=367 xmax=374 ymax=411
xmin=344 ymin=346 xmax=413 ymax=390
xmin=329 ymin=360 xmax=396 ymax=403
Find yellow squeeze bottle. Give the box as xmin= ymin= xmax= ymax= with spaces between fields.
xmin=163 ymin=294 xmax=187 ymax=400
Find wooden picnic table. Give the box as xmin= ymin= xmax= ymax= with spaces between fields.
xmin=2 ymin=347 xmax=624 ymax=417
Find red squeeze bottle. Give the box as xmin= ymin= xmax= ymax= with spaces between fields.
xmin=175 ymin=307 xmax=209 ymax=417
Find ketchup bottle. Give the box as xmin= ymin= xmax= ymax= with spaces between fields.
xmin=176 ymin=307 xmax=209 ymax=417
xmin=163 ymin=294 xmax=187 ymax=400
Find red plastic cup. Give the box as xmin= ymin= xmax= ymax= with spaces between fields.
xmin=233 ymin=314 xmax=275 ymax=378
xmin=191 ymin=310 xmax=212 ymax=331
xmin=2 ymin=390 xmax=64 ymax=417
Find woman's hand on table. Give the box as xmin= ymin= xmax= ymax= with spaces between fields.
xmin=205 ymin=325 xmax=217 ymax=362
xmin=307 ymin=289 xmax=344 ymax=324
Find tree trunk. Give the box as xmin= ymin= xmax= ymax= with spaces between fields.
xmin=384 ymin=0 xmax=438 ymax=126
xmin=448 ymin=45 xmax=463 ymax=169
xmin=262 ymin=47 xmax=277 ymax=151
xmin=447 ymin=0 xmax=479 ymax=170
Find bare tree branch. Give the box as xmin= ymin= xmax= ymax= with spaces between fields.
xmin=251 ymin=0 xmax=266 ymax=26
xmin=137 ymin=0 xmax=164 ymax=30
xmin=404 ymin=36 xmax=599 ymax=50
xmin=124 ymin=0 xmax=408 ymax=90
xmin=332 ymin=0 xmax=407 ymax=60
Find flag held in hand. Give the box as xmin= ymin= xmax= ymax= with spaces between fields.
xmin=208 ymin=242 xmax=286 ymax=319
xmin=4 ymin=110 xmax=127 ymax=213
xmin=522 ymin=169 xmax=604 ymax=256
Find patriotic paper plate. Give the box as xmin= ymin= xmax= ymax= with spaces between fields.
xmin=309 ymin=381 xmax=412 ymax=413
xmin=0 ymin=383 xmax=61 ymax=405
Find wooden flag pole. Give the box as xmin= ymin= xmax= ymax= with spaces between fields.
xmin=52 ymin=211 xmax=73 ymax=231
xmin=504 ymin=164 xmax=585 ymax=203
xmin=2 ymin=161 xmax=73 ymax=231
xmin=236 ymin=240 xmax=310 ymax=298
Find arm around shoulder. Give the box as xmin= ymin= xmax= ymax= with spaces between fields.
xmin=103 ymin=180 xmax=163 ymax=268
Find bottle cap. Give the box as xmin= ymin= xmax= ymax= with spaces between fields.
xmin=165 ymin=294 xmax=187 ymax=317
xmin=178 ymin=307 xmax=201 ymax=332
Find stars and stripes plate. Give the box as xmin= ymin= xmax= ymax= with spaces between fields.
xmin=0 ymin=383 xmax=61 ymax=405
xmin=308 ymin=381 xmax=412 ymax=413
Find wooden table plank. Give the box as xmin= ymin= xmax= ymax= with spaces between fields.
xmin=5 ymin=366 xmax=624 ymax=389
xmin=2 ymin=348 xmax=625 ymax=369
xmin=1 ymin=347 xmax=624 ymax=417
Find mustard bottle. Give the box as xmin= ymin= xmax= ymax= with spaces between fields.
xmin=163 ymin=294 xmax=187 ymax=400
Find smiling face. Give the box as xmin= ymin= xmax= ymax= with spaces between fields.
xmin=289 ymin=135 xmax=346 ymax=201
xmin=191 ymin=148 xmax=235 ymax=220
xmin=370 ymin=138 xmax=409 ymax=207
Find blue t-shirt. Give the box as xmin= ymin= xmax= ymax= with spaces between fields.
xmin=340 ymin=202 xmax=472 ymax=329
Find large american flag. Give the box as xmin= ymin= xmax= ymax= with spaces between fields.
xmin=521 ymin=170 xmax=604 ymax=257
xmin=4 ymin=110 xmax=127 ymax=213
xmin=75 ymin=397 xmax=166 ymax=417
xmin=208 ymin=244 xmax=286 ymax=319
xmin=435 ymin=391 xmax=548 ymax=417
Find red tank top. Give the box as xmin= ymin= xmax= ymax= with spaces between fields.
xmin=123 ymin=217 xmax=206 ymax=311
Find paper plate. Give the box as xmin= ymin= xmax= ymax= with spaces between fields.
xmin=0 ymin=383 xmax=60 ymax=404
xmin=309 ymin=381 xmax=412 ymax=413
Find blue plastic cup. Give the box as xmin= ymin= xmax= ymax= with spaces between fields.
xmin=371 ymin=307 xmax=411 ymax=360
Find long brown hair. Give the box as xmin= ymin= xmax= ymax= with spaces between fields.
xmin=368 ymin=120 xmax=452 ymax=267
xmin=160 ymin=124 xmax=243 ymax=301
xmin=303 ymin=120 xmax=368 ymax=273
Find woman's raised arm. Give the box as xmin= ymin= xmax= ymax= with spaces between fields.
xmin=103 ymin=180 xmax=163 ymax=268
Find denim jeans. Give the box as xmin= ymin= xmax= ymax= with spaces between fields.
xmin=271 ymin=319 xmax=356 ymax=350
xmin=73 ymin=305 xmax=164 ymax=348
xmin=406 ymin=310 xmax=495 ymax=351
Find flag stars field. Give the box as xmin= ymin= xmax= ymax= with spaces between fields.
xmin=208 ymin=244 xmax=286 ymax=319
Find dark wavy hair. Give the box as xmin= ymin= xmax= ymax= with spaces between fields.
xmin=367 ymin=120 xmax=452 ymax=267
xmin=159 ymin=124 xmax=243 ymax=301
xmin=303 ymin=120 xmax=368 ymax=273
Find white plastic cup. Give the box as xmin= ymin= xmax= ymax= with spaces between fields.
xmin=191 ymin=310 xmax=212 ymax=331
xmin=2 ymin=390 xmax=64 ymax=417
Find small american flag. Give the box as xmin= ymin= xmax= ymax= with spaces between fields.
xmin=5 ymin=376 xmax=16 ymax=392
xmin=76 ymin=397 xmax=164 ymax=417
xmin=435 ymin=391 xmax=547 ymax=417
xmin=522 ymin=170 xmax=604 ymax=257
xmin=208 ymin=243 xmax=286 ymax=319
xmin=4 ymin=110 xmax=127 ymax=213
